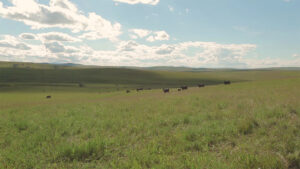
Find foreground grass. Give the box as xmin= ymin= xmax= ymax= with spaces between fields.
xmin=0 ymin=78 xmax=299 ymax=169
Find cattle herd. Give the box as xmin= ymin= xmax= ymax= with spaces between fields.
xmin=163 ymin=88 xmax=170 ymax=93
xmin=46 ymin=81 xmax=232 ymax=98
xmin=125 ymin=81 xmax=231 ymax=94
xmin=224 ymin=81 xmax=231 ymax=85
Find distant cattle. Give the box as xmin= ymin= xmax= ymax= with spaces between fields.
xmin=163 ymin=88 xmax=170 ymax=93
xmin=224 ymin=81 xmax=231 ymax=85
xmin=126 ymin=90 xmax=130 ymax=93
xmin=78 ymin=83 xmax=84 ymax=88
xmin=181 ymin=86 xmax=188 ymax=90
xmin=46 ymin=96 xmax=51 ymax=99
xmin=136 ymin=88 xmax=144 ymax=92
xmin=198 ymin=84 xmax=205 ymax=88
xmin=178 ymin=88 xmax=182 ymax=92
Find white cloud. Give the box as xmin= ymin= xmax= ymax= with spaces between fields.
xmin=119 ymin=41 xmax=140 ymax=52
xmin=44 ymin=41 xmax=66 ymax=53
xmin=129 ymin=34 xmax=138 ymax=39
xmin=0 ymin=0 xmax=81 ymax=30
xmin=0 ymin=0 xmax=122 ymax=41
xmin=20 ymin=32 xmax=81 ymax=43
xmin=44 ymin=41 xmax=79 ymax=53
xmin=97 ymin=41 xmax=258 ymax=67
xmin=50 ymin=0 xmax=78 ymax=12
xmin=0 ymin=34 xmax=86 ymax=63
xmin=0 ymin=35 xmax=31 ymax=50
xmin=0 ymin=33 xmax=261 ymax=67
xmin=129 ymin=29 xmax=152 ymax=38
xmin=146 ymin=31 xmax=170 ymax=42
xmin=155 ymin=45 xmax=175 ymax=55
xmin=146 ymin=36 xmax=155 ymax=42
xmin=19 ymin=33 xmax=37 ymax=40
xmin=0 ymin=35 xmax=257 ymax=67
xmin=38 ymin=32 xmax=81 ymax=42
xmin=78 ymin=13 xmax=122 ymax=41
xmin=2 ymin=34 xmax=300 ymax=68
xmin=129 ymin=29 xmax=170 ymax=42
xmin=113 ymin=0 xmax=160 ymax=5
xmin=89 ymin=40 xmax=258 ymax=67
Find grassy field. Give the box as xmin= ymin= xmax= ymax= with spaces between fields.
xmin=0 ymin=62 xmax=299 ymax=169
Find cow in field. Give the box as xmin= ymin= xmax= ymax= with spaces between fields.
xmin=198 ymin=84 xmax=205 ymax=88
xmin=178 ymin=88 xmax=182 ymax=92
xmin=46 ymin=96 xmax=51 ymax=99
xmin=136 ymin=88 xmax=144 ymax=92
xmin=163 ymin=88 xmax=170 ymax=93
xmin=224 ymin=81 xmax=231 ymax=85
xmin=126 ymin=90 xmax=130 ymax=93
xmin=181 ymin=86 xmax=188 ymax=90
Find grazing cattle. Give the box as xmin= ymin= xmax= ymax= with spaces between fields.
xmin=136 ymin=88 xmax=143 ymax=92
xmin=178 ymin=88 xmax=182 ymax=92
xmin=224 ymin=81 xmax=231 ymax=85
xmin=198 ymin=84 xmax=205 ymax=88
xmin=163 ymin=88 xmax=170 ymax=93
xmin=126 ymin=90 xmax=130 ymax=93
xmin=46 ymin=96 xmax=51 ymax=99
xmin=181 ymin=86 xmax=188 ymax=90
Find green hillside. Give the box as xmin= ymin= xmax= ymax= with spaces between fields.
xmin=1 ymin=61 xmax=300 ymax=93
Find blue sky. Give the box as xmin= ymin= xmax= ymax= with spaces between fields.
xmin=0 ymin=0 xmax=299 ymax=68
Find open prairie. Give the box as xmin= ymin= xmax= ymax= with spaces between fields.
xmin=1 ymin=0 xmax=300 ymax=168
xmin=0 ymin=63 xmax=299 ymax=169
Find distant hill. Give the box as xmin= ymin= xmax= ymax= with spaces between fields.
xmin=0 ymin=61 xmax=229 ymax=89
xmin=1 ymin=61 xmax=300 ymax=92
xmin=257 ymin=67 xmax=300 ymax=71
xmin=1 ymin=61 xmax=299 ymax=71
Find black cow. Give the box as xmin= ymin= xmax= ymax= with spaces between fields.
xmin=198 ymin=84 xmax=205 ymax=88
xmin=136 ymin=88 xmax=144 ymax=92
xmin=163 ymin=88 xmax=170 ymax=93
xmin=224 ymin=81 xmax=231 ymax=85
xmin=181 ymin=86 xmax=188 ymax=90
xmin=46 ymin=96 xmax=51 ymax=99
xmin=178 ymin=88 xmax=182 ymax=92
xmin=126 ymin=90 xmax=130 ymax=93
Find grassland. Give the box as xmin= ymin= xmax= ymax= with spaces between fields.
xmin=0 ymin=62 xmax=299 ymax=169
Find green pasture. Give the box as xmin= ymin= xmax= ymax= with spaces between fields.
xmin=0 ymin=62 xmax=299 ymax=168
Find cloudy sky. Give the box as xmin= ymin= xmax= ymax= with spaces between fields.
xmin=0 ymin=0 xmax=299 ymax=68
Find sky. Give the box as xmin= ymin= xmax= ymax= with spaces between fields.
xmin=0 ymin=0 xmax=300 ymax=68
